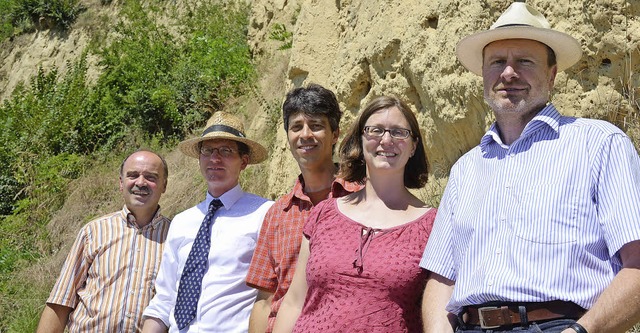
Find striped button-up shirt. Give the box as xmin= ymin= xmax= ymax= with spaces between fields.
xmin=420 ymin=103 xmax=640 ymax=314
xmin=47 ymin=206 xmax=171 ymax=332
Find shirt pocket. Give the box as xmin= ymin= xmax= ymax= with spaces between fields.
xmin=211 ymin=234 xmax=257 ymax=265
xmin=509 ymin=182 xmax=578 ymax=244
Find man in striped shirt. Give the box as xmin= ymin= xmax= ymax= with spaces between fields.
xmin=36 ymin=150 xmax=171 ymax=333
xmin=421 ymin=2 xmax=640 ymax=333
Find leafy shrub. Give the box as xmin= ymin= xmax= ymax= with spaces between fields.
xmin=0 ymin=175 xmax=20 ymax=215
xmin=0 ymin=0 xmax=85 ymax=40
xmin=0 ymin=1 xmax=256 ymax=330
xmin=84 ymin=0 xmax=255 ymax=142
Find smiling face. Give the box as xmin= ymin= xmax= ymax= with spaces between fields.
xmin=199 ymin=139 xmax=249 ymax=197
xmin=361 ymin=106 xmax=417 ymax=176
xmin=483 ymin=39 xmax=557 ymax=119
xmin=287 ymin=112 xmax=339 ymax=169
xmin=119 ymin=151 xmax=167 ymax=218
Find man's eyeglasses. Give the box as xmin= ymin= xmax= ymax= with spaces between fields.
xmin=363 ymin=126 xmax=412 ymax=139
xmin=200 ymin=146 xmax=236 ymax=158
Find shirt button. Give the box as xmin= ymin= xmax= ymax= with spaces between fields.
xmin=496 ymin=248 xmax=502 ymax=254
xmin=488 ymin=279 xmax=494 ymax=286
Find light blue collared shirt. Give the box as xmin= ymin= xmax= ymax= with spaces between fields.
xmin=421 ymin=103 xmax=640 ymax=314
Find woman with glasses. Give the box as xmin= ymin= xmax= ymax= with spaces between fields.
xmin=273 ymin=96 xmax=436 ymax=333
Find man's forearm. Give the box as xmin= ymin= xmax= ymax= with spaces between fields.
xmin=36 ymin=304 xmax=72 ymax=333
xmin=559 ymin=266 xmax=640 ymax=333
xmin=564 ymin=241 xmax=640 ymax=333
xmin=249 ymin=290 xmax=275 ymax=333
xmin=141 ymin=317 xmax=169 ymax=333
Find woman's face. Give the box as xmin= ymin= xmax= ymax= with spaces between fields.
xmin=361 ymin=106 xmax=416 ymax=176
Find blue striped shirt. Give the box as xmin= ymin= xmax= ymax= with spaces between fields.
xmin=420 ymin=103 xmax=640 ymax=314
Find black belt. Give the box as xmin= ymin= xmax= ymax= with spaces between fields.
xmin=461 ymin=301 xmax=585 ymax=329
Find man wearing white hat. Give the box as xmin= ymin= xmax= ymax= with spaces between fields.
xmin=142 ymin=111 xmax=274 ymax=333
xmin=420 ymin=2 xmax=640 ymax=333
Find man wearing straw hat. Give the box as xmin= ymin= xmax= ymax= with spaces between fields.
xmin=421 ymin=2 xmax=640 ymax=333
xmin=142 ymin=111 xmax=273 ymax=333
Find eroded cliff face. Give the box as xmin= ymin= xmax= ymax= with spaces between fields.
xmin=0 ymin=0 xmax=637 ymax=203
xmin=248 ymin=0 xmax=640 ymax=202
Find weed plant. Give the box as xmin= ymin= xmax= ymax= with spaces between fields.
xmin=0 ymin=0 xmax=255 ymax=330
xmin=0 ymin=0 xmax=85 ymax=40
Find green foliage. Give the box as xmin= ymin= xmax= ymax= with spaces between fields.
xmin=269 ymin=23 xmax=293 ymax=50
xmin=0 ymin=175 xmax=19 ymax=215
xmin=0 ymin=0 xmax=85 ymax=40
xmin=0 ymin=1 xmax=256 ymax=330
xmin=85 ymin=0 xmax=255 ymax=142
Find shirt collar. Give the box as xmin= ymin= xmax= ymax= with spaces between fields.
xmin=282 ymin=175 xmax=304 ymax=210
xmin=206 ymin=184 xmax=244 ymax=210
xmin=480 ymin=103 xmax=561 ymax=149
xmin=283 ymin=174 xmax=362 ymax=211
xmin=121 ymin=205 xmax=164 ymax=229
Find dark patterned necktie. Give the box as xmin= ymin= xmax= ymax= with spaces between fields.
xmin=174 ymin=199 xmax=223 ymax=329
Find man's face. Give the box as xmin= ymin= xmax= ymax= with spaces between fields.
xmin=287 ymin=112 xmax=339 ymax=169
xmin=119 ymin=151 xmax=167 ymax=216
xmin=199 ymin=139 xmax=248 ymax=197
xmin=482 ymin=39 xmax=557 ymax=117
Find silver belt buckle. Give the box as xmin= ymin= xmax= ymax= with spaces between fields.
xmin=478 ymin=306 xmax=500 ymax=329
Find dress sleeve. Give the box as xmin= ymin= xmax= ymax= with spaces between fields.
xmin=421 ymin=208 xmax=437 ymax=236
xmin=303 ymin=199 xmax=331 ymax=240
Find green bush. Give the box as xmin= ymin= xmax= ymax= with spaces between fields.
xmin=0 ymin=0 xmax=255 ymax=228
xmin=0 ymin=0 xmax=85 ymax=40
xmin=0 ymin=1 xmax=256 ymax=330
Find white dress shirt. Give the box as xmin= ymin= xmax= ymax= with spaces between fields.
xmin=143 ymin=184 xmax=273 ymax=332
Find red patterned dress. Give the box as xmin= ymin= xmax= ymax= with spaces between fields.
xmin=293 ymin=199 xmax=436 ymax=333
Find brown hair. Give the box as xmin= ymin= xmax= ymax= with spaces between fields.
xmin=338 ymin=96 xmax=429 ymax=188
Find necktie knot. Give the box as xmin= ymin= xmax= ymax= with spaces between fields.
xmin=208 ymin=199 xmax=223 ymax=213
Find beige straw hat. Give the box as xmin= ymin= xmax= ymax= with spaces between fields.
xmin=178 ymin=111 xmax=268 ymax=164
xmin=456 ymin=2 xmax=582 ymax=76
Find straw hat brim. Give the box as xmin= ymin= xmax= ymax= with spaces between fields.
xmin=178 ymin=133 xmax=268 ymax=164
xmin=456 ymin=26 xmax=583 ymax=76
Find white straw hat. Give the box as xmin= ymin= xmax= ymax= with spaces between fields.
xmin=178 ymin=111 xmax=268 ymax=164
xmin=456 ymin=2 xmax=582 ymax=75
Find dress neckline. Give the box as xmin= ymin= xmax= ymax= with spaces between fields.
xmin=331 ymin=199 xmax=434 ymax=232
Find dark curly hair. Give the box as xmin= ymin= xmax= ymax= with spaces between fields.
xmin=282 ymin=83 xmax=342 ymax=132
